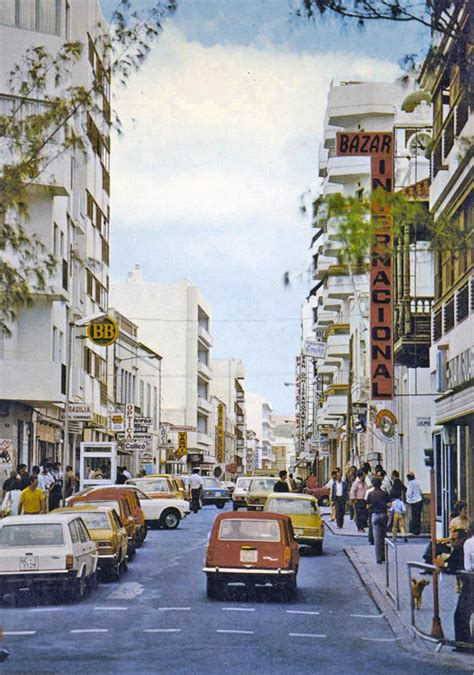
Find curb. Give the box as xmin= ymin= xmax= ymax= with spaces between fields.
xmin=344 ymin=546 xmax=474 ymax=672
xmin=324 ymin=516 xmax=431 ymax=539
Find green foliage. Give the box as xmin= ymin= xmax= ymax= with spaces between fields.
xmin=0 ymin=1 xmax=176 ymax=336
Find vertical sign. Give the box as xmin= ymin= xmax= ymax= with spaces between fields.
xmin=217 ymin=403 xmax=225 ymax=463
xmin=176 ymin=432 xmax=187 ymax=459
xmin=125 ymin=403 xmax=135 ymax=441
xmin=336 ymin=131 xmax=394 ymax=399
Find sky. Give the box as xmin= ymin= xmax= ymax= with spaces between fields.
xmin=105 ymin=0 xmax=429 ymax=413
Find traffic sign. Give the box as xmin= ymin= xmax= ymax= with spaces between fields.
xmin=86 ymin=316 xmax=119 ymax=347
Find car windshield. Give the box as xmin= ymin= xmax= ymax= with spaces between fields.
xmin=267 ymin=498 xmax=317 ymax=515
xmin=218 ymin=519 xmax=281 ymax=542
xmin=236 ymin=478 xmax=251 ymax=489
xmin=129 ymin=480 xmax=168 ymax=493
xmin=249 ymin=479 xmax=277 ymax=491
xmin=77 ymin=512 xmax=110 ymax=529
xmin=0 ymin=523 xmax=64 ymax=547
xmin=202 ymin=477 xmax=220 ymax=488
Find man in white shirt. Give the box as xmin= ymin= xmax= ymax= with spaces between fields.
xmin=189 ymin=469 xmax=203 ymax=514
xmin=122 ymin=466 xmax=132 ymax=480
xmin=453 ymin=520 xmax=474 ymax=651
xmin=406 ymin=472 xmax=423 ymax=535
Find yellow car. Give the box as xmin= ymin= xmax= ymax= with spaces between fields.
xmin=53 ymin=506 xmax=128 ymax=579
xmin=264 ymin=493 xmax=324 ymax=554
xmin=146 ymin=474 xmax=185 ymax=500
xmin=246 ymin=477 xmax=279 ymax=511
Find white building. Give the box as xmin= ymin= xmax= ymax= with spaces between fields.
xmin=111 ymin=267 xmax=215 ymax=473
xmin=246 ymin=392 xmax=276 ymax=471
xmin=210 ymin=358 xmax=246 ymax=474
xmin=0 ymin=0 xmax=111 ymax=478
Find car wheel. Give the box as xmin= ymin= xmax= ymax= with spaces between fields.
xmin=312 ymin=541 xmax=323 ymax=555
xmin=87 ymin=571 xmax=98 ymax=591
xmin=142 ymin=526 xmax=148 ymax=541
xmin=127 ymin=544 xmax=136 ymax=561
xmin=216 ymin=501 xmax=226 ymax=509
xmin=320 ymin=497 xmax=329 ymax=507
xmin=161 ymin=509 xmax=181 ymax=530
xmin=73 ymin=575 xmax=88 ymax=601
xmin=120 ymin=555 xmax=128 ymax=575
xmin=279 ymin=576 xmax=297 ymax=600
xmin=206 ymin=576 xmax=223 ymax=600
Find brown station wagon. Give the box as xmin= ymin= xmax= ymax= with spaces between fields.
xmin=203 ymin=511 xmax=299 ymax=599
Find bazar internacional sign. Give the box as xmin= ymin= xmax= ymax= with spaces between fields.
xmin=336 ymin=132 xmax=394 ymax=400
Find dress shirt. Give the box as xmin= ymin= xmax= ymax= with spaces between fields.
xmin=189 ymin=473 xmax=203 ymax=489
xmin=406 ymin=479 xmax=422 ymax=504
xmin=463 ymin=536 xmax=474 ymax=572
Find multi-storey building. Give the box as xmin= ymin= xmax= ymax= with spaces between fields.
xmin=420 ymin=0 xmax=473 ymax=528
xmin=246 ymin=392 xmax=276 ymax=471
xmin=0 ymin=1 xmax=111 ymax=480
xmin=110 ymin=266 xmax=215 ymax=473
xmin=272 ymin=414 xmax=297 ymax=474
xmin=210 ymin=358 xmax=246 ymax=473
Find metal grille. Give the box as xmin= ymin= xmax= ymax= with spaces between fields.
xmin=444 ymin=297 xmax=455 ymax=333
xmin=456 ymin=283 xmax=469 ymax=323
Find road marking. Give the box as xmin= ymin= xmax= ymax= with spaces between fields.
xmin=158 ymin=607 xmax=191 ymax=611
xmin=289 ymin=633 xmax=327 ymax=638
xmin=2 ymin=631 xmax=37 ymax=636
xmin=350 ymin=613 xmax=384 ymax=619
xmin=216 ymin=629 xmax=254 ymax=635
xmin=286 ymin=610 xmax=320 ymax=615
xmin=70 ymin=629 xmax=109 ymax=634
xmin=361 ymin=637 xmax=398 ymax=642
xmin=222 ymin=607 xmax=255 ymax=612
xmin=94 ymin=607 xmax=128 ymax=611
xmin=143 ymin=629 xmax=181 ymax=633
xmin=26 ymin=607 xmax=63 ymax=612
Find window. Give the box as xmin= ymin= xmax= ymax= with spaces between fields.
xmin=19 ymin=0 xmax=36 ymax=30
xmin=3 ymin=0 xmax=60 ymax=35
xmin=218 ymin=519 xmax=281 ymax=542
xmin=75 ymin=519 xmax=90 ymax=543
xmin=0 ymin=524 xmax=64 ymax=547
xmin=153 ymin=386 xmax=158 ymax=428
xmin=0 ymin=0 xmax=15 ymax=25
xmin=80 ymin=512 xmax=109 ymax=530
xmin=52 ymin=326 xmax=58 ymax=361
xmin=140 ymin=380 xmax=145 ymax=412
xmin=197 ymin=413 xmax=208 ymax=433
xmin=146 ymin=383 xmax=151 ymax=417
xmin=39 ymin=0 xmax=58 ymax=34
xmin=68 ymin=522 xmax=79 ymax=544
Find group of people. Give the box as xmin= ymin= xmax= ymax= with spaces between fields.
xmin=1 ymin=461 xmax=76 ymax=516
xmin=325 ymin=464 xmax=424 ymax=564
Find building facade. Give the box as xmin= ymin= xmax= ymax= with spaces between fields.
xmin=246 ymin=392 xmax=276 ymax=471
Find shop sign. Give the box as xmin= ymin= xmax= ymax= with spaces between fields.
xmin=63 ymin=403 xmax=92 ymax=421
xmin=86 ymin=316 xmax=119 ymax=347
xmin=416 ymin=416 xmax=432 ymax=427
xmin=176 ymin=432 xmax=187 ymax=459
xmin=68 ymin=421 xmax=83 ymax=435
xmin=446 ymin=346 xmax=474 ymax=390
xmin=169 ymin=425 xmax=196 ymax=432
xmin=375 ymin=409 xmax=397 ymax=442
xmin=125 ymin=440 xmax=147 ymax=452
xmin=337 ymin=131 xmax=394 ymax=400
xmin=124 ymin=403 xmax=135 ymax=442
xmin=110 ymin=412 xmax=125 ymax=432
xmin=135 ymin=416 xmax=152 ymax=427
xmin=303 ymin=338 xmax=326 ymax=359
xmin=217 ymin=403 xmax=225 ymax=463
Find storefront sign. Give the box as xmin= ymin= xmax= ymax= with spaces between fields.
xmin=110 ymin=412 xmax=125 ymax=432
xmin=303 ymin=338 xmax=326 ymax=359
xmin=86 ymin=316 xmax=119 ymax=347
xmin=176 ymin=431 xmax=187 ymax=459
xmin=446 ymin=346 xmax=474 ymax=390
xmin=135 ymin=416 xmax=152 ymax=427
xmin=217 ymin=403 xmax=225 ymax=463
xmin=375 ymin=409 xmax=397 ymax=442
xmin=416 ymin=416 xmax=432 ymax=427
xmin=337 ymin=131 xmax=394 ymax=400
xmin=63 ymin=403 xmax=92 ymax=421
xmin=124 ymin=403 xmax=135 ymax=442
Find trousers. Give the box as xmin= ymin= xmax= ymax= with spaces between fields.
xmin=334 ymin=496 xmax=346 ymax=528
xmin=409 ymin=500 xmax=423 ymax=535
xmin=355 ymin=499 xmax=367 ymax=530
xmin=392 ymin=512 xmax=406 ymax=540
xmin=190 ymin=488 xmax=201 ymax=513
xmin=454 ymin=576 xmax=474 ymax=645
xmin=372 ymin=512 xmax=387 ymax=563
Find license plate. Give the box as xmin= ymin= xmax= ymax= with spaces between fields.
xmin=20 ymin=556 xmax=38 ymax=571
xmin=240 ymin=549 xmax=258 ymax=563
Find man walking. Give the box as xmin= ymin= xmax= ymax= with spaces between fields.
xmin=18 ymin=476 xmax=45 ymax=515
xmin=367 ymin=478 xmax=391 ymax=563
xmin=349 ymin=470 xmax=368 ymax=532
xmin=331 ymin=471 xmax=348 ymax=529
xmin=189 ymin=468 xmax=203 ymax=514
xmin=406 ymin=472 xmax=423 ymax=535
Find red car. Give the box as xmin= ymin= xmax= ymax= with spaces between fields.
xmin=203 ymin=511 xmax=299 ymax=599
xmin=304 ymin=486 xmax=330 ymax=506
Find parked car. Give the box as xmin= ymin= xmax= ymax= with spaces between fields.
xmin=220 ymin=480 xmax=235 ymax=493
xmin=99 ymin=485 xmax=189 ymax=530
xmin=0 ymin=513 xmax=98 ymax=601
xmin=232 ymin=477 xmax=252 ymax=511
xmin=246 ymin=477 xmax=279 ymax=511
xmin=53 ymin=506 xmax=128 ymax=579
xmin=201 ymin=477 xmax=231 ymax=508
xmin=203 ymin=511 xmax=299 ymax=599
xmin=264 ymin=493 xmax=324 ymax=553
xmin=68 ymin=493 xmax=138 ymax=559
xmin=126 ymin=477 xmax=177 ymax=500
xmin=85 ymin=486 xmax=147 ymax=545
xmin=173 ymin=475 xmax=190 ymax=501
xmin=303 ymin=485 xmax=330 ymax=506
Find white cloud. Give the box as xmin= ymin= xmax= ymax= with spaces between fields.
xmin=112 ymin=26 xmax=400 ymax=229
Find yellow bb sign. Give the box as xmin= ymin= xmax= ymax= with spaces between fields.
xmin=86 ymin=316 xmax=119 ymax=347
xmin=176 ymin=431 xmax=187 ymax=459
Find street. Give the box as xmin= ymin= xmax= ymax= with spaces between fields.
xmin=0 ymin=506 xmax=464 ymax=674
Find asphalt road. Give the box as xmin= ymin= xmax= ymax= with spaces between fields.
xmin=0 ymin=504 xmax=465 ymax=674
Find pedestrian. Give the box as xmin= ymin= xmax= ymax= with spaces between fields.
xmin=122 ymin=466 xmax=132 ymax=480
xmin=389 ymin=470 xmax=406 ymax=500
xmin=406 ymin=472 xmax=423 ymax=535
xmin=274 ymin=470 xmax=291 ymax=493
xmin=17 ymin=464 xmax=30 ymax=490
xmin=189 ymin=468 xmax=203 ymax=513
xmin=307 ymin=472 xmax=318 ymax=490
xmin=2 ymin=469 xmax=19 ymax=502
xmin=449 ymin=501 xmax=470 ymax=534
xmin=18 ymin=476 xmax=45 ymax=515
xmin=1 ymin=472 xmax=21 ymax=517
xmin=49 ymin=462 xmax=63 ymax=510
xmin=366 ymin=478 xmax=391 ymax=563
xmin=389 ymin=496 xmax=407 ymax=542
xmin=375 ymin=468 xmax=391 ymax=494
xmin=116 ymin=466 xmax=127 ymax=485
xmin=345 ymin=465 xmax=357 ymax=520
xmin=349 ymin=470 xmax=368 ymax=532
xmin=331 ymin=470 xmax=348 ymax=529
xmin=288 ymin=473 xmax=297 ymax=491
xmin=326 ymin=470 xmax=338 ymax=521
xmin=64 ymin=465 xmax=76 ymax=498
xmin=453 ymin=519 xmax=474 ymax=651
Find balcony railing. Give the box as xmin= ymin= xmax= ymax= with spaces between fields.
xmin=432 ymin=275 xmax=474 ymax=344
xmin=394 ymin=296 xmax=433 ymax=367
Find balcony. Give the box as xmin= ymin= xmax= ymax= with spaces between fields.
xmin=197 ymin=396 xmax=213 ymax=413
xmin=198 ymin=324 xmax=213 ymax=348
xmin=314 ymin=254 xmax=339 ymax=279
xmin=319 ymin=385 xmax=349 ymax=420
xmin=326 ymin=327 xmax=350 ymax=359
xmin=326 ymin=82 xmax=399 ymax=127
xmin=197 ymin=360 xmax=212 ymax=380
xmin=326 ymin=265 xmax=367 ymax=299
xmin=197 ymin=432 xmax=213 ymax=447
xmin=0 ymin=360 xmax=64 ymax=405
xmin=394 ymin=296 xmax=433 ymax=368
xmin=327 ymin=155 xmax=370 ymax=184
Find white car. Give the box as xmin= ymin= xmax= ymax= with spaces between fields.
xmin=232 ymin=477 xmax=252 ymax=511
xmin=0 ymin=513 xmax=98 ymax=601
xmin=88 ymin=485 xmax=190 ymax=530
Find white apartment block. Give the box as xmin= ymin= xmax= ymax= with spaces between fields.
xmin=110 ymin=267 xmax=215 ymax=472
xmin=210 ymin=358 xmax=246 ymax=473
xmin=0 ymin=1 xmax=112 ymax=478
xmin=246 ymin=392 xmax=276 ymax=471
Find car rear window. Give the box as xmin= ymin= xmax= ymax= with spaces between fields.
xmin=0 ymin=524 xmax=64 ymax=547
xmin=75 ymin=500 xmax=120 ymax=515
xmin=267 ymin=498 xmax=317 ymax=515
xmin=78 ymin=512 xmax=110 ymax=529
xmin=130 ymin=480 xmax=168 ymax=493
xmin=218 ymin=519 xmax=281 ymax=542
xmin=236 ymin=478 xmax=251 ymax=489
xmin=249 ymin=479 xmax=277 ymax=491
xmin=202 ymin=477 xmax=220 ymax=488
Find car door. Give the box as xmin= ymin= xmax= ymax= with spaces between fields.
xmin=73 ymin=519 xmax=96 ymax=575
xmin=110 ymin=510 xmax=127 ymax=560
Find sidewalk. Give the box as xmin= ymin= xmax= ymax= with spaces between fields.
xmin=322 ymin=508 xmax=429 ymax=540
xmin=344 ymin=540 xmax=474 ymax=671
